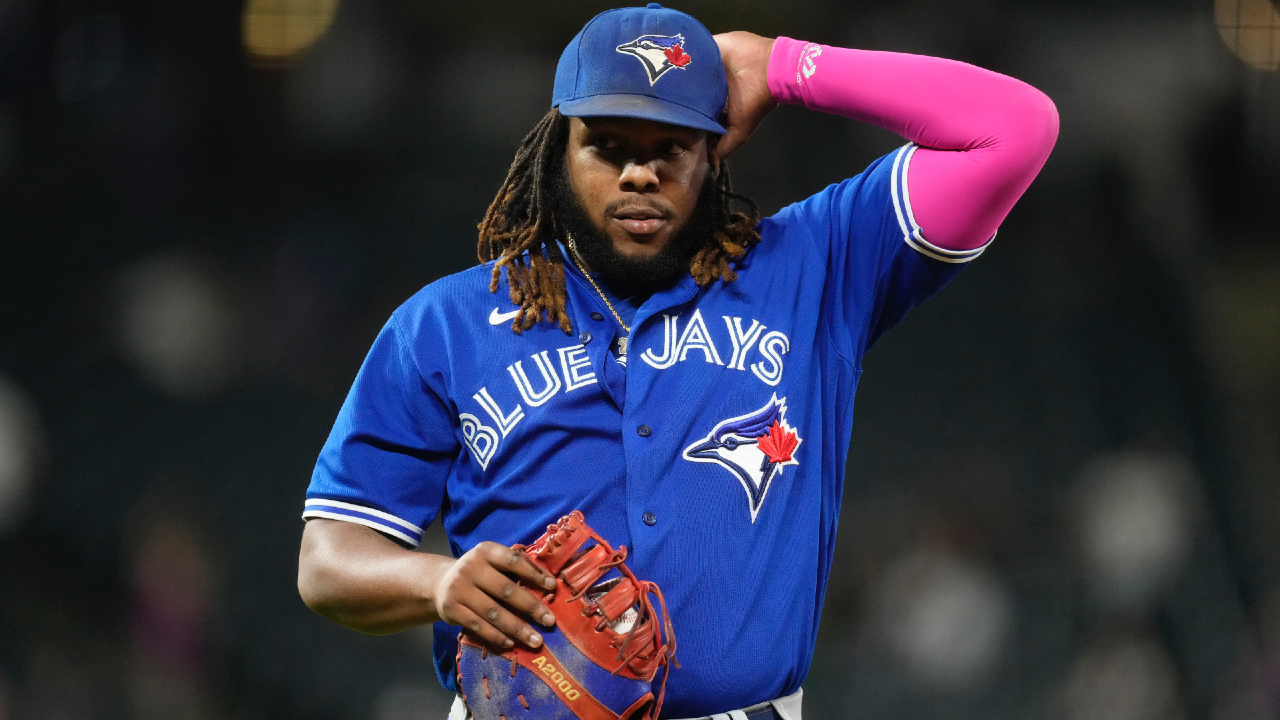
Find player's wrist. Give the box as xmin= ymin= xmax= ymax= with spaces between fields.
xmin=766 ymin=36 xmax=815 ymax=106
xmin=415 ymin=552 xmax=458 ymax=622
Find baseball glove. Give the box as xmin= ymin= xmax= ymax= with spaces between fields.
xmin=457 ymin=511 xmax=677 ymax=720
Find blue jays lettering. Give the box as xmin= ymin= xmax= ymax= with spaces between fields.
xmin=460 ymin=309 xmax=791 ymax=472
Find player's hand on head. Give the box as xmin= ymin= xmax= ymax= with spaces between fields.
xmin=713 ymin=31 xmax=777 ymax=161
xmin=431 ymin=541 xmax=558 ymax=650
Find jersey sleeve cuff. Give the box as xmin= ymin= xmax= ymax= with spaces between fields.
xmin=890 ymin=143 xmax=994 ymax=264
xmin=302 ymin=498 xmax=425 ymax=548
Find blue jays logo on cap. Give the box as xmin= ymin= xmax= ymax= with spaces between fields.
xmin=616 ymin=34 xmax=692 ymax=85
xmin=683 ymin=394 xmax=802 ymax=522
xmin=551 ymin=4 xmax=729 ymax=135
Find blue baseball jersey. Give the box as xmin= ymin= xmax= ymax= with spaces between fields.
xmin=303 ymin=144 xmax=987 ymax=717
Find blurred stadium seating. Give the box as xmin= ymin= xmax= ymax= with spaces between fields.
xmin=0 ymin=1 xmax=1278 ymax=718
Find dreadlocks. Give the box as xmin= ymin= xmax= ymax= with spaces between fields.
xmin=477 ymin=108 xmax=762 ymax=334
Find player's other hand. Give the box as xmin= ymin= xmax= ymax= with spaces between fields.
xmin=713 ymin=31 xmax=777 ymax=161
xmin=431 ymin=541 xmax=558 ymax=650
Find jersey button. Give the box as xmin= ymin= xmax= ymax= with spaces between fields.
xmin=579 ymin=331 xmax=592 ymax=344
xmin=637 ymin=424 xmax=651 ymax=437
xmin=642 ymin=512 xmax=657 ymax=526
xmin=590 ymin=312 xmax=604 ymax=322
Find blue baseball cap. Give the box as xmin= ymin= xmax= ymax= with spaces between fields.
xmin=551 ymin=3 xmax=728 ymax=135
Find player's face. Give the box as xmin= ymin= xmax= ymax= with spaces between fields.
xmin=564 ymin=116 xmax=717 ymax=264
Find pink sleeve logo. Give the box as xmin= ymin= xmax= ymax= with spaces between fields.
xmin=797 ymin=43 xmax=823 ymax=84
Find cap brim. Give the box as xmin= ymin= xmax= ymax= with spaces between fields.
xmin=558 ymin=94 xmax=726 ymax=135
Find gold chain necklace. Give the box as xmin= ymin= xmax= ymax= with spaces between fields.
xmin=566 ymin=235 xmax=630 ymax=358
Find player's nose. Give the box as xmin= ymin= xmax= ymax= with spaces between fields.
xmin=618 ymin=161 xmax=659 ymax=193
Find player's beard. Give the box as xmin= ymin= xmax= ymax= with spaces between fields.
xmin=554 ymin=161 xmax=717 ymax=299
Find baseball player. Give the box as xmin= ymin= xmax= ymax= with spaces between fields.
xmin=297 ymin=4 xmax=1057 ymax=719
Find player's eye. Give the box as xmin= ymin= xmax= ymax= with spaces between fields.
xmin=592 ymin=136 xmax=620 ymax=150
xmin=660 ymin=140 xmax=687 ymax=156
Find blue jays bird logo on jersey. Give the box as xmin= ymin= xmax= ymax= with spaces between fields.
xmin=683 ymin=394 xmax=801 ymax=522
xmin=616 ymin=34 xmax=692 ymax=85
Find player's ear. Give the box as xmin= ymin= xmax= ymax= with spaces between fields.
xmin=707 ymin=133 xmax=722 ymax=176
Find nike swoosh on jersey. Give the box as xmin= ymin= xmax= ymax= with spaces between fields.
xmin=489 ymin=307 xmax=521 ymax=325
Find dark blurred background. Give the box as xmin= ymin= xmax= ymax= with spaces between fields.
xmin=1 ymin=0 xmax=1279 ymax=718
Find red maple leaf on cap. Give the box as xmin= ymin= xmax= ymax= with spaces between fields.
xmin=665 ymin=44 xmax=691 ymax=68
xmin=757 ymin=421 xmax=798 ymax=464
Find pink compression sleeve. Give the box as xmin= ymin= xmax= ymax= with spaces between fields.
xmin=766 ymin=37 xmax=1059 ymax=252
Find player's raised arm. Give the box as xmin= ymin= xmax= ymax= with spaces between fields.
xmin=714 ymin=31 xmax=1059 ymax=252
